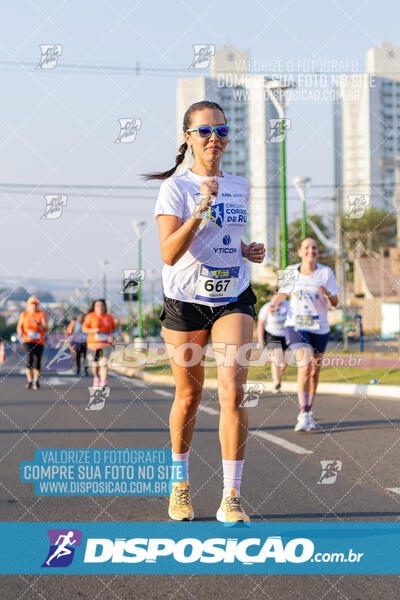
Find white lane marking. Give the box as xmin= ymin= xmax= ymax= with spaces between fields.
xmin=114 ymin=374 xmax=146 ymax=387
xmin=252 ymin=431 xmax=313 ymax=455
xmin=131 ymin=379 xmax=146 ymax=387
xmin=44 ymin=377 xmax=63 ymax=386
xmin=41 ymin=376 xmax=79 ymax=386
xmin=154 ymin=389 xmax=172 ymax=397
xmin=386 ymin=488 xmax=400 ymax=495
xmin=198 ymin=405 xmax=219 ymax=416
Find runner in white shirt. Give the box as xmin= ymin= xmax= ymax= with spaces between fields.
xmin=257 ymin=300 xmax=289 ymax=393
xmin=146 ymin=100 xmax=266 ymax=523
xmin=269 ymin=238 xmax=339 ymax=432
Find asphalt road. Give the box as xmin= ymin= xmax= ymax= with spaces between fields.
xmin=1 ymin=356 xmax=400 ymax=599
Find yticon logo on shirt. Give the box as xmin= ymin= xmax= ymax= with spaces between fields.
xmin=214 ymin=234 xmax=237 ymax=254
xmin=42 ymin=529 xmax=82 ymax=567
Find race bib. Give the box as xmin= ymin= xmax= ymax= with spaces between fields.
xmin=94 ymin=333 xmax=111 ymax=342
xmin=274 ymin=318 xmax=286 ymax=328
xmin=195 ymin=265 xmax=239 ymax=303
xmin=295 ymin=315 xmax=320 ymax=331
xmin=27 ymin=329 xmax=41 ymax=340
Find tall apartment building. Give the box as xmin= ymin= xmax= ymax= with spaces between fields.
xmin=334 ymin=43 xmax=400 ymax=212
xmin=176 ymin=46 xmax=281 ymax=284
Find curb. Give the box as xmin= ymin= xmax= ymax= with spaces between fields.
xmin=111 ymin=366 xmax=400 ymax=399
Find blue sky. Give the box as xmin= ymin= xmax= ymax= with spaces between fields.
xmin=0 ymin=0 xmax=398 ymax=292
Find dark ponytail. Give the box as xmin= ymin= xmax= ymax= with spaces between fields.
xmin=142 ymin=142 xmax=188 ymax=181
xmin=142 ymin=100 xmax=226 ymax=181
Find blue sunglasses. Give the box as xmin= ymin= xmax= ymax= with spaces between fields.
xmin=186 ymin=125 xmax=230 ymax=139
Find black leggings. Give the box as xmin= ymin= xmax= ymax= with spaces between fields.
xmin=24 ymin=342 xmax=44 ymax=370
xmin=72 ymin=343 xmax=87 ymax=374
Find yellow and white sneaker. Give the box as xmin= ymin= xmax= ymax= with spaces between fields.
xmin=168 ymin=481 xmax=194 ymax=521
xmin=216 ymin=488 xmax=250 ymax=523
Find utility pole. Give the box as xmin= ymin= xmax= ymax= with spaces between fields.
xmin=265 ymin=80 xmax=295 ymax=270
xmin=132 ymin=220 xmax=146 ymax=339
xmin=293 ymin=177 xmax=311 ymax=239
xmin=395 ymin=158 xmax=400 ymax=247
xmin=394 ymin=159 xmax=400 ymax=351
xmin=99 ymin=259 xmax=109 ymax=302
xmin=335 ymin=187 xmax=347 ymax=350
xmin=335 ymin=187 xmax=345 ymax=299
xmin=275 ymin=215 xmax=280 ymax=268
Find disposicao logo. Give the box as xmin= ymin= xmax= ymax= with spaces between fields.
xmin=83 ymin=535 xmax=314 ymax=564
xmin=42 ymin=529 xmax=82 ymax=567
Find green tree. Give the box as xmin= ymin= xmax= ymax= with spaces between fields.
xmin=251 ymin=282 xmax=274 ymax=318
xmin=0 ymin=317 xmax=18 ymax=341
xmin=342 ymin=207 xmax=396 ymax=256
xmin=143 ymin=305 xmax=163 ymax=336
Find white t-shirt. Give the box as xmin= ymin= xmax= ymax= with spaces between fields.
xmin=154 ymin=168 xmax=250 ymax=306
xmin=284 ymin=263 xmax=340 ymax=334
xmin=258 ymin=300 xmax=289 ymax=337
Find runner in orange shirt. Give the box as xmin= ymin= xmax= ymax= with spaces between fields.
xmin=17 ymin=296 xmax=48 ymax=390
xmin=82 ymin=299 xmax=116 ymax=388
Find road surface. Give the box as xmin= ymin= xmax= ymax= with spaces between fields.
xmin=1 ymin=357 xmax=400 ymax=598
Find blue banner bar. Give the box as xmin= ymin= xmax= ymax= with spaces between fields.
xmin=0 ymin=522 xmax=399 ymax=574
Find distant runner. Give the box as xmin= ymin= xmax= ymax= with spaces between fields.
xmin=269 ymin=238 xmax=339 ymax=432
xmin=82 ymin=300 xmax=116 ymax=388
xmin=257 ymin=299 xmax=289 ymax=393
xmin=17 ymin=296 xmax=48 ymax=390
xmin=66 ymin=313 xmax=88 ymax=376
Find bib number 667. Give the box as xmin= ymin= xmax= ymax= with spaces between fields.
xmin=204 ymin=279 xmax=230 ymax=292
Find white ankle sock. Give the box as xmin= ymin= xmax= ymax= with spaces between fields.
xmin=172 ymin=449 xmax=190 ymax=483
xmin=222 ymin=459 xmax=244 ymax=497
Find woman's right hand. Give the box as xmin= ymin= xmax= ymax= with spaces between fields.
xmin=192 ymin=178 xmax=219 ymax=220
xmin=268 ymin=304 xmax=275 ymax=314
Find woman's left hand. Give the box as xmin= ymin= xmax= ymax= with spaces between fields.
xmin=318 ymin=285 xmax=330 ymax=298
xmin=243 ymin=242 xmax=266 ymax=263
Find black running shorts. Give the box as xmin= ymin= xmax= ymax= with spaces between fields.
xmin=264 ymin=331 xmax=288 ymax=351
xmin=24 ymin=342 xmax=44 ymax=369
xmin=160 ymin=285 xmax=257 ymax=332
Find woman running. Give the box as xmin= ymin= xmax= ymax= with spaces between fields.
xmin=66 ymin=313 xmax=88 ymax=376
xmin=148 ymin=100 xmax=265 ymax=523
xmin=257 ymin=299 xmax=289 ymax=393
xmin=17 ymin=296 xmax=48 ymax=390
xmin=82 ymin=300 xmax=116 ymax=388
xmin=269 ymin=238 xmax=339 ymax=431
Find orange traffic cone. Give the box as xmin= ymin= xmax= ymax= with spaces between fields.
xmin=0 ymin=342 xmax=6 ymax=363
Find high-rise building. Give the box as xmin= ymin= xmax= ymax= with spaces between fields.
xmin=334 ymin=43 xmax=400 ymax=212
xmin=176 ymin=46 xmax=282 ymax=284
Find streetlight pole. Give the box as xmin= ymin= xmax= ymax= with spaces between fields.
xmin=265 ymin=80 xmax=295 ymax=270
xmin=99 ymin=259 xmax=109 ymax=302
xmin=293 ymin=177 xmax=311 ymax=239
xmin=148 ymin=268 xmax=156 ymax=336
xmin=148 ymin=269 xmax=155 ymax=317
xmin=132 ymin=220 xmax=146 ymax=339
xmin=83 ymin=278 xmax=91 ymax=310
